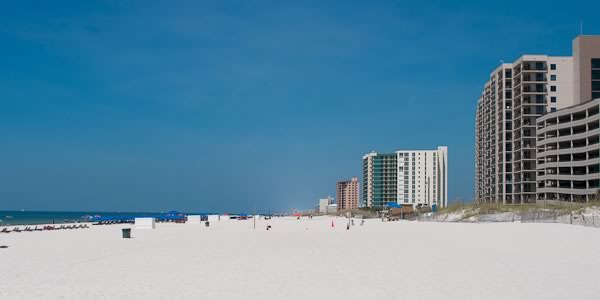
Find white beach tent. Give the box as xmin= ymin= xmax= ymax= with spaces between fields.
xmin=187 ymin=215 xmax=202 ymax=224
xmin=135 ymin=218 xmax=155 ymax=229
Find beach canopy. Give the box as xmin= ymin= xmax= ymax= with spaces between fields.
xmin=89 ymin=212 xmax=187 ymax=223
xmin=89 ymin=216 xmax=137 ymax=222
xmin=386 ymin=202 xmax=402 ymax=208
xmin=155 ymin=215 xmax=185 ymax=221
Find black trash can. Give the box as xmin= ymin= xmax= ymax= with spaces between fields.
xmin=205 ymin=221 xmax=210 ymax=227
xmin=122 ymin=228 xmax=131 ymax=238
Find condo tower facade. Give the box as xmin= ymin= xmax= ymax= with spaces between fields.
xmin=475 ymin=36 xmax=600 ymax=204
xmin=363 ymin=146 xmax=448 ymax=209
xmin=336 ymin=177 xmax=360 ymax=210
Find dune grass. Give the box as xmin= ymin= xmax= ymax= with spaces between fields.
xmin=438 ymin=200 xmax=600 ymax=219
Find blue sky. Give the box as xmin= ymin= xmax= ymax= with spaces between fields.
xmin=1 ymin=0 xmax=598 ymax=212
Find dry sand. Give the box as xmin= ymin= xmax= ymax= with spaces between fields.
xmin=1 ymin=217 xmax=599 ymax=299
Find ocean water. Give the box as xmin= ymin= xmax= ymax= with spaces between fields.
xmin=0 ymin=211 xmax=159 ymax=226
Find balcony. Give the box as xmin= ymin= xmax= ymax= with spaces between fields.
xmin=523 ymin=74 xmax=547 ymax=82
xmin=523 ymin=86 xmax=548 ymax=93
xmin=522 ymin=63 xmax=547 ymax=71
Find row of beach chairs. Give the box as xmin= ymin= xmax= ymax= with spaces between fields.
xmin=0 ymin=224 xmax=90 ymax=233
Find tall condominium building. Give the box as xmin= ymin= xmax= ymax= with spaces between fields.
xmin=397 ymin=147 xmax=448 ymax=208
xmin=536 ymin=98 xmax=599 ymax=202
xmin=363 ymin=146 xmax=448 ymax=209
xmin=475 ymin=35 xmax=600 ymax=204
xmin=362 ymin=152 xmax=397 ymax=208
xmin=574 ymin=36 xmax=600 ymax=102
xmin=336 ymin=177 xmax=360 ymax=210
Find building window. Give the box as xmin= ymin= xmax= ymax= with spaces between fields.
xmin=593 ymin=70 xmax=600 ymax=80
xmin=536 ymin=62 xmax=544 ymax=70
xmin=551 ymin=107 xmax=557 ymax=112
xmin=536 ymin=73 xmax=544 ymax=81
xmin=551 ymin=86 xmax=557 ymax=92
xmin=593 ymin=81 xmax=600 ymax=91
xmin=536 ymin=106 xmax=545 ymax=114
xmin=550 ymin=75 xmax=556 ymax=81
xmin=536 ymin=94 xmax=545 ymax=103
xmin=592 ymin=58 xmax=600 ymax=69
xmin=550 ymin=64 xmax=556 ymax=70
xmin=551 ymin=96 xmax=557 ymax=103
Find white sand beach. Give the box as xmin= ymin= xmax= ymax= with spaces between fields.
xmin=1 ymin=217 xmax=599 ymax=300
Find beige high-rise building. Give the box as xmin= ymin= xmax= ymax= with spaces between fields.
xmin=336 ymin=177 xmax=359 ymax=210
xmin=536 ymin=98 xmax=599 ymax=202
xmin=475 ymin=35 xmax=600 ymax=204
xmin=573 ymin=36 xmax=600 ymax=104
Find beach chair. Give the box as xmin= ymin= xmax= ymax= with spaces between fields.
xmin=24 ymin=227 xmax=33 ymax=232
xmin=34 ymin=226 xmax=43 ymax=231
xmin=0 ymin=228 xmax=10 ymax=234
xmin=13 ymin=227 xmax=22 ymax=233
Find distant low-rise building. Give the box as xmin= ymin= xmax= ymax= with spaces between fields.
xmin=316 ymin=196 xmax=334 ymax=214
xmin=326 ymin=204 xmax=337 ymax=214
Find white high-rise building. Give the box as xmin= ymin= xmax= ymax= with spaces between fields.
xmin=396 ymin=147 xmax=448 ymax=208
xmin=363 ymin=146 xmax=448 ymax=208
